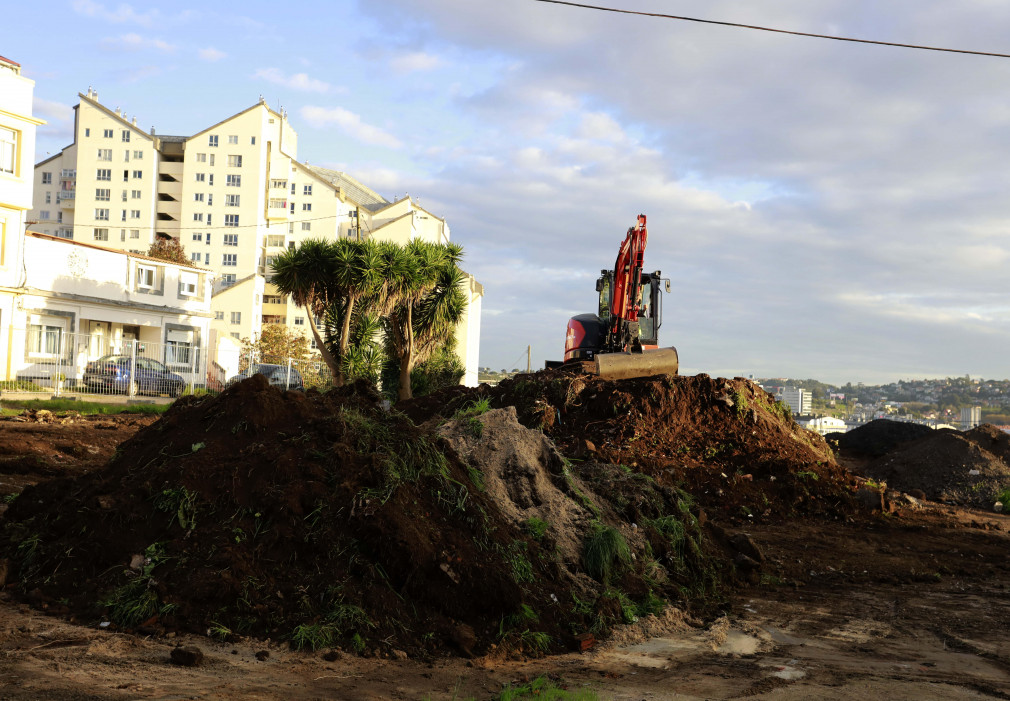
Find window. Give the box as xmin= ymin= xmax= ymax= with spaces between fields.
xmin=266 ymin=235 xmax=285 ymax=247
xmin=290 ymin=183 xmax=296 ymax=194
xmin=133 ymin=150 xmax=143 ymax=160
xmin=196 ymin=153 xmax=206 ymax=163
xmin=130 ymin=210 xmax=140 ymax=219
xmin=228 ymin=135 xmax=238 ymax=144
xmin=93 ymin=228 xmax=109 ymax=241
xmin=227 ymin=155 xmax=242 ymax=167
xmin=227 ymin=174 xmax=241 ymax=187
xmin=208 ymin=194 xmax=213 ymax=206
xmin=209 ymin=174 xmax=214 ymax=186
xmin=206 ymin=234 xmax=211 ymax=244
xmin=27 ymin=322 xmax=64 ymax=357
xmin=225 ymin=194 xmax=240 ymax=207
xmin=230 ymin=311 xmax=241 ymax=324
xmin=165 ymin=338 xmax=191 ymax=365
xmin=209 ymin=135 xmax=218 ymax=147
xmin=195 ymin=173 xmax=205 ymax=182
xmin=193 ymin=213 xmax=204 ymax=222
xmin=225 ymin=215 xmax=239 ymax=227
xmin=194 ymin=193 xmax=204 ymax=202
xmin=122 ymin=130 xmax=130 ymax=142
xmin=192 ymin=252 xmax=203 ymax=263
xmin=223 ymin=253 xmax=237 ymax=266
xmin=179 ymin=271 xmax=198 ymax=297
xmin=42 ymin=172 xmax=52 ymax=185
xmin=231 ymin=332 xmax=240 ymax=339
xmin=95 ymin=208 xmax=109 ymax=221
xmin=136 ymin=264 xmax=156 ymax=289
xmin=192 ymin=233 xmax=203 ymax=242
xmin=103 ymin=129 xmax=113 ymax=138
xmin=290 ymin=202 xmax=294 ymax=213
xmin=302 ymin=203 xmax=311 ymax=211
xmin=84 ymin=128 xmax=90 ymax=137
xmin=45 ymin=192 xmax=51 ymax=204
xmin=38 ymin=211 xmax=50 ymax=220
xmin=269 ymin=198 xmax=286 ymax=209
xmin=97 ymin=148 xmax=112 ymax=161
xmin=207 ymin=213 xmax=212 ymax=225
xmin=209 ymin=154 xmax=215 ymax=166
xmin=264 ymin=295 xmax=284 ymax=304
xmin=223 ymin=234 xmax=238 ymax=246
xmin=130 ymin=229 xmax=139 ymax=239
xmin=222 ymin=274 xmax=236 ymax=287
xmin=215 ymin=311 xmax=224 ymax=320
xmin=121 ymin=190 xmax=127 ymax=201
xmin=132 ymin=170 xmax=142 ymax=179
xmin=303 ymin=184 xmax=312 ymax=196
xmin=121 ymin=209 xmax=127 ymax=221
xmin=271 ymin=179 xmax=286 ymax=189
xmin=123 ymin=150 xmax=129 ymax=162
xmin=131 ymin=189 xmax=141 ymax=199
xmin=123 ymin=170 xmax=129 ymax=182
xmin=204 ymin=253 xmax=210 ymax=264
xmin=294 ymin=317 xmax=305 ymax=326
xmin=120 ymin=228 xmax=126 ymax=241
xmin=96 ymin=188 xmax=110 ymax=201
xmin=57 ymin=211 xmax=62 ymax=223
xmin=96 ymin=168 xmax=111 ymax=181
xmin=251 ymin=136 xmax=256 ymax=145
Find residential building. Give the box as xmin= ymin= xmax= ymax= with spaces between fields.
xmin=30 ymin=92 xmax=483 ymax=385
xmin=780 ymin=387 xmax=812 ymax=416
xmin=961 ymin=406 xmax=981 ymax=430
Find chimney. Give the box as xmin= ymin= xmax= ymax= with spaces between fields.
xmin=115 ymin=107 xmax=122 ymax=117
xmin=132 ymin=117 xmax=138 ymax=126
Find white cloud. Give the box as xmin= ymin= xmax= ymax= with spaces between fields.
xmin=198 ymin=47 xmax=226 ymax=62
xmin=300 ymin=107 xmax=403 ymax=149
xmin=102 ymin=33 xmax=175 ymax=52
xmin=32 ymin=98 xmax=74 ymax=140
xmin=390 ymin=51 xmax=443 ymax=74
xmin=71 ymin=0 xmax=194 ymax=27
xmin=254 ymin=68 xmax=333 ymax=94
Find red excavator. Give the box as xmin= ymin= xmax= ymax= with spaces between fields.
xmin=552 ymin=214 xmax=679 ymax=380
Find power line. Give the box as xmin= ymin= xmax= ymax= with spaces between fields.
xmin=532 ymin=0 xmax=1010 ymax=59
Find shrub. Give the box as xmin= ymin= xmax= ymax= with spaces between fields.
xmin=581 ymin=524 xmax=631 ymax=583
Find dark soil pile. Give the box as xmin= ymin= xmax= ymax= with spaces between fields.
xmin=827 ymin=419 xmax=935 ymax=458
xmin=864 ymin=424 xmax=1010 ymax=508
xmin=402 ymin=366 xmax=860 ymax=525
xmin=0 ymin=375 xmax=740 ymax=658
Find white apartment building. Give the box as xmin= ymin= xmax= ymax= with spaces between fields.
xmin=780 ymin=387 xmax=812 ymax=416
xmin=30 ymin=92 xmax=483 ymax=385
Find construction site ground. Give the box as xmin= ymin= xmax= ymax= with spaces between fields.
xmin=2 ymin=376 xmax=1010 ymax=700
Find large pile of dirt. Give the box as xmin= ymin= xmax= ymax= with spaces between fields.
xmin=863 ymin=424 xmax=1010 ymax=508
xmin=403 ymin=367 xmax=860 ymax=524
xmin=827 ymin=419 xmax=935 ymax=458
xmin=0 ymin=375 xmax=746 ymax=658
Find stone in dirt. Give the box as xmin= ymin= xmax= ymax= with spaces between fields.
xmin=170 ymin=646 xmax=204 ymax=666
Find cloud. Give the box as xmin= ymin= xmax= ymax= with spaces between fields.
xmin=101 ymin=33 xmax=176 ymax=52
xmin=198 ymin=47 xmax=226 ymax=62
xmin=390 ymin=51 xmax=443 ymax=74
xmin=254 ymin=68 xmax=334 ymax=94
xmin=299 ymin=107 xmax=403 ymax=149
xmin=71 ymin=0 xmax=194 ymax=27
xmin=32 ymin=98 xmax=74 ymax=141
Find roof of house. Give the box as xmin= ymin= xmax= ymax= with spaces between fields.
xmin=25 ymin=231 xmax=211 ymax=272
xmin=304 ymin=165 xmax=390 ymax=211
xmin=0 ymin=55 xmax=20 ymax=68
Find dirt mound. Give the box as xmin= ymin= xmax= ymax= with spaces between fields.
xmin=828 ymin=419 xmax=935 ymax=458
xmin=864 ymin=426 xmax=1010 ymax=508
xmin=0 ymin=375 xmax=737 ymax=658
xmin=403 ymin=367 xmax=859 ymax=525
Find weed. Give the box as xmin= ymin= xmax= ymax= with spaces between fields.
xmin=466 ymin=465 xmax=485 ymax=491
xmin=997 ymin=488 xmax=1010 ymax=505
xmin=153 ymin=487 xmax=199 ymax=531
xmin=291 ymin=623 xmax=338 ymax=651
xmin=290 ymin=599 xmax=374 ymax=651
xmin=351 ymin=633 xmax=367 ymax=654
xmin=102 ymin=543 xmax=176 ymax=627
xmin=3 ymin=492 xmax=19 ymax=504
xmin=581 ymin=524 xmax=630 ymax=583
xmin=770 ymin=400 xmax=792 ymax=423
xmin=518 ymin=630 xmax=552 ymax=655
xmin=0 ymin=398 xmax=168 ymax=416
xmin=502 ymin=540 xmax=534 ymax=584
xmin=207 ymin=621 xmax=233 ymax=641
xmin=16 ymin=532 xmax=41 ymax=567
xmin=796 ymin=471 xmax=820 ymax=481
xmin=453 ymin=397 xmax=492 ymax=419
xmin=498 ymin=675 xmax=598 ymax=700
xmin=730 ymin=390 xmax=749 ymax=417
xmin=523 ymin=517 xmax=550 ymax=540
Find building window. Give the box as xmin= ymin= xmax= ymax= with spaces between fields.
xmin=269 ymin=198 xmax=286 ymax=209
xmin=224 ymin=215 xmax=239 ymax=227
xmin=38 ymin=211 xmax=50 ymax=220
xmin=302 ymin=203 xmax=312 ymax=211
xmin=44 ymin=192 xmax=51 ymax=204
xmin=96 ymin=188 xmax=110 ymax=201
xmin=96 ymin=168 xmax=111 ymax=181
xmin=271 ymin=179 xmax=286 ymax=189
xmin=204 ymin=253 xmax=209 ymax=264
xmin=132 ymin=170 xmax=142 ymax=179
xmin=123 ymin=170 xmax=129 ymax=182
xmin=136 ymin=264 xmax=156 ymax=289
xmin=209 ymin=154 xmax=215 ymax=166
xmin=192 ymin=232 xmax=203 ymax=242
xmin=303 ymin=184 xmax=312 ymax=196
xmin=228 ymin=135 xmax=238 ymax=144
xmin=103 ymin=129 xmax=113 ymax=138
xmin=194 ymin=193 xmax=204 ymax=202
xmin=130 ymin=210 xmax=140 ymax=219
xmin=207 ymin=214 xmax=213 ymax=225
xmin=195 ymin=173 xmax=205 ymax=182
xmin=227 ymin=155 xmax=242 ymax=167
xmin=97 ymin=148 xmax=112 ymax=161
xmin=290 ymin=182 xmax=296 ymax=194
xmin=227 ymin=174 xmax=241 ymax=187
xmin=290 ymin=202 xmax=295 ymax=213
xmin=84 ymin=128 xmax=90 ymax=137
xmin=251 ymin=136 xmax=256 ymax=145
xmin=122 ymin=130 xmax=131 ymax=142
xmin=193 ymin=213 xmax=204 ymax=222
xmin=191 ymin=252 xmax=203 ymax=263
xmin=124 ymin=150 xmax=130 ymax=162
xmin=131 ymin=189 xmax=141 ymax=199
xmin=27 ymin=322 xmax=64 ymax=357
xmin=208 ymin=194 xmax=213 ymax=206
xmin=209 ymin=174 xmax=214 ymax=186
xmin=121 ymin=209 xmax=127 ymax=221
xmin=230 ymin=311 xmax=241 ymax=324
xmin=95 ymin=208 xmax=109 ymax=221
xmin=223 ymin=253 xmax=237 ymax=266
xmin=215 ymin=311 xmax=224 ymax=320
xmin=196 ymin=153 xmax=206 ymax=163
xmin=179 ymin=271 xmax=199 ymax=297
xmin=93 ymin=228 xmax=109 ymax=241
xmin=294 ymin=317 xmax=305 ymax=326
xmin=121 ymin=190 xmax=128 ymax=201
xmin=209 ymin=135 xmax=218 ymax=147
xmin=206 ymin=234 xmax=211 ymax=244
xmin=223 ymin=234 xmax=238 ymax=246
xmin=42 ymin=172 xmax=52 ymax=185
xmin=231 ymin=332 xmax=240 ymax=339
xmin=133 ymin=150 xmax=143 ymax=160
xmin=130 ymin=229 xmax=139 ymax=239
xmin=225 ymin=194 xmax=240 ymax=207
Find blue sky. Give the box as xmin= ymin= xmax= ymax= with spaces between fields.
xmin=7 ymin=0 xmax=1010 ymax=384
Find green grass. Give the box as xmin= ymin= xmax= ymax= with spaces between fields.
xmin=102 ymin=543 xmax=176 ymax=627
xmin=523 ymin=517 xmax=550 ymax=540
xmin=581 ymin=524 xmax=631 ymax=583
xmin=498 ymin=675 xmax=598 ymax=700
xmin=0 ymin=398 xmax=169 ymax=416
xmin=452 ymin=397 xmax=492 ymax=419
xmin=998 ymin=488 xmax=1010 ymax=506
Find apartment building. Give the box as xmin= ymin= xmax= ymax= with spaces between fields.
xmin=30 ymin=91 xmax=483 ymax=385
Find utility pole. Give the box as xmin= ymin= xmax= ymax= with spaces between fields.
xmin=527 ymin=345 xmax=531 ymax=373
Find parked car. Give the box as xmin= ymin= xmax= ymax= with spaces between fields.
xmin=227 ymin=363 xmax=304 ymax=391
xmin=83 ymin=355 xmax=186 ymax=397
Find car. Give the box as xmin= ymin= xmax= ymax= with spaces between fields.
xmin=83 ymin=355 xmax=186 ymax=398
xmin=227 ymin=363 xmax=304 ymax=391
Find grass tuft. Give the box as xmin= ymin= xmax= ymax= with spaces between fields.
xmin=581 ymin=524 xmax=631 ymax=583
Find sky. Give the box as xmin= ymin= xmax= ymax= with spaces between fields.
xmin=6 ymin=0 xmax=1010 ymax=384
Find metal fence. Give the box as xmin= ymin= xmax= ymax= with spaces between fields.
xmin=10 ymin=331 xmax=210 ymax=399
xmin=233 ymin=351 xmax=333 ymax=392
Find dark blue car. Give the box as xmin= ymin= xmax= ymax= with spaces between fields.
xmin=83 ymin=355 xmax=186 ymax=397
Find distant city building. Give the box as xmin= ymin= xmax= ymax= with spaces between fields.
xmin=960 ymin=406 xmax=981 ymax=430
xmin=781 ymin=386 xmax=812 ymax=416
xmin=803 ymin=416 xmax=847 ymax=436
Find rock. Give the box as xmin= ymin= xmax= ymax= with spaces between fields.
xmin=170 ymin=646 xmax=204 ymax=667
xmin=728 ymin=533 xmax=765 ymax=563
xmin=322 ymin=650 xmax=341 ymax=662
xmin=995 ymin=502 xmax=1004 ymax=513
xmin=733 ymin=552 xmax=761 ymax=570
xmin=255 ymin=650 xmax=270 ymax=661
xmin=97 ymin=495 xmax=115 ymax=510
xmin=391 ymin=649 xmax=408 ymax=660
xmin=856 ymin=486 xmax=884 ymax=511
xmin=451 ymin=623 xmax=476 ymax=658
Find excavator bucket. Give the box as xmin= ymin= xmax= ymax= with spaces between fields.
xmin=593 ymin=346 xmax=679 ymax=381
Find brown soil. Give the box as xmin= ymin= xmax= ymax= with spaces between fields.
xmin=2 ymin=375 xmax=1010 ymax=698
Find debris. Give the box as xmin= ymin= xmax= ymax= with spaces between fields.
xmin=170 ymin=646 xmax=204 ymax=667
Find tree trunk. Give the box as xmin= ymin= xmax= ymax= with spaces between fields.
xmin=397 ymin=305 xmax=415 ymax=401
xmin=306 ymin=310 xmax=343 ymax=386
xmin=335 ymin=296 xmax=356 ymax=386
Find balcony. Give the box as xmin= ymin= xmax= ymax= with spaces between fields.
xmin=158 ymin=160 xmax=184 ymax=180
xmin=262 ymin=315 xmax=287 ymax=325
xmin=58 ymin=191 xmax=75 ymax=209
xmin=266 ymin=199 xmax=289 ymax=222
